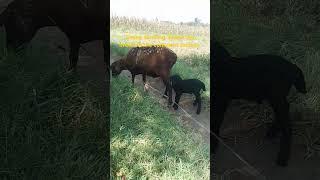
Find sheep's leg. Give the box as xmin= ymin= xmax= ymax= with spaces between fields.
xmin=271 ymin=98 xmax=291 ymax=166
xmin=166 ymin=78 xmax=173 ymax=106
xmin=195 ymin=93 xmax=201 ymax=114
xmin=68 ymin=41 xmax=80 ymax=71
xmin=142 ymin=74 xmax=148 ymax=91
xmin=173 ymin=92 xmax=182 ymax=110
xmin=6 ymin=21 xmax=37 ymax=54
xmin=266 ymin=121 xmax=281 ymax=139
xmin=193 ymin=99 xmax=198 ymax=106
xmin=163 ymin=79 xmax=168 ymax=98
xmin=161 ymin=75 xmax=173 ymax=106
xmin=212 ymin=95 xmax=229 ymax=153
xmin=131 ymin=74 xmax=135 ymax=85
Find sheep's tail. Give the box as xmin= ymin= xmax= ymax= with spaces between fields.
xmin=293 ymin=65 xmax=307 ymax=94
xmin=202 ymin=83 xmax=206 ymax=91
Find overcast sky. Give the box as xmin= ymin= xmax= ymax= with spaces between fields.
xmin=110 ymin=0 xmax=210 ymax=24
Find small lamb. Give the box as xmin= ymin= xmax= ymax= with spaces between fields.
xmin=168 ymin=74 xmax=206 ymax=114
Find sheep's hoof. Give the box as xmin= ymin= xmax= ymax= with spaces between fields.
xmin=143 ymin=84 xmax=149 ymax=92
xmin=173 ymin=104 xmax=178 ymax=110
xmin=196 ymin=111 xmax=200 ymax=114
xmin=67 ymin=65 xmax=77 ymax=73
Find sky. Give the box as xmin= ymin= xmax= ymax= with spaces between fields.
xmin=110 ymin=0 xmax=210 ymax=24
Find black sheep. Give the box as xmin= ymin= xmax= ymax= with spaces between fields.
xmin=212 ymin=40 xmax=231 ymax=61
xmin=0 ymin=0 xmax=108 ymax=72
xmin=212 ymin=40 xmax=307 ymax=166
xmin=168 ymin=74 xmax=206 ymax=114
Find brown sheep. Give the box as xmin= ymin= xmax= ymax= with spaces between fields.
xmin=111 ymin=46 xmax=177 ymax=106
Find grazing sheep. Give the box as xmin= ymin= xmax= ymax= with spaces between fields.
xmin=0 ymin=0 xmax=108 ymax=71
xmin=212 ymin=41 xmax=307 ymax=166
xmin=111 ymin=46 xmax=177 ymax=106
xmin=169 ymin=74 xmax=206 ymax=114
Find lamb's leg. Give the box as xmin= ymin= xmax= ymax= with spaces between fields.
xmin=212 ymin=95 xmax=229 ymax=153
xmin=195 ymin=93 xmax=201 ymax=114
xmin=68 ymin=41 xmax=80 ymax=72
xmin=193 ymin=99 xmax=198 ymax=106
xmin=271 ymin=98 xmax=291 ymax=166
xmin=163 ymin=79 xmax=168 ymax=98
xmin=173 ymin=92 xmax=182 ymax=110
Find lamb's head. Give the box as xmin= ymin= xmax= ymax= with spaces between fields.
xmin=111 ymin=58 xmax=125 ymax=76
xmin=170 ymin=74 xmax=182 ymax=86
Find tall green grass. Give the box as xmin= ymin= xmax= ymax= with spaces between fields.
xmin=110 ymin=76 xmax=209 ymax=179
xmin=0 ymin=42 xmax=108 ymax=179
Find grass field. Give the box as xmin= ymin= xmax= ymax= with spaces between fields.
xmin=0 ymin=36 xmax=108 ymax=179
xmin=111 ymin=77 xmax=209 ymax=179
xmin=213 ymin=0 xmax=320 ymax=156
xmin=110 ymin=16 xmax=210 ymax=179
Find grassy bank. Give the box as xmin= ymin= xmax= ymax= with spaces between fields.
xmin=0 ymin=42 xmax=107 ymax=179
xmin=110 ymin=76 xmax=209 ymax=179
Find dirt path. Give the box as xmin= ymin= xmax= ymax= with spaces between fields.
xmin=213 ymin=104 xmax=320 ymax=180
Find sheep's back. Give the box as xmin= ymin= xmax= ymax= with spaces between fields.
xmin=125 ymin=46 xmax=177 ymax=72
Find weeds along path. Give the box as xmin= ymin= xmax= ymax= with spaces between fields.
xmin=110 ymin=56 xmax=210 ymax=144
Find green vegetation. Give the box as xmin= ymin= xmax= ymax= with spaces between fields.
xmin=213 ymin=0 xmax=320 ymax=155
xmin=110 ymin=76 xmax=209 ymax=179
xmin=110 ymin=17 xmax=210 ymax=179
xmin=110 ymin=16 xmax=210 ymax=99
xmin=0 ymin=40 xmax=107 ymax=179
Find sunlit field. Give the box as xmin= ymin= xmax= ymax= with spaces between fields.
xmin=110 ymin=16 xmax=210 ymax=179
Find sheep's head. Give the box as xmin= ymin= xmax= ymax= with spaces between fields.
xmin=110 ymin=59 xmax=124 ymax=76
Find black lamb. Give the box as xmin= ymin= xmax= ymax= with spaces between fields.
xmin=168 ymin=75 xmax=206 ymax=114
xmin=211 ymin=39 xmax=307 ymax=167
